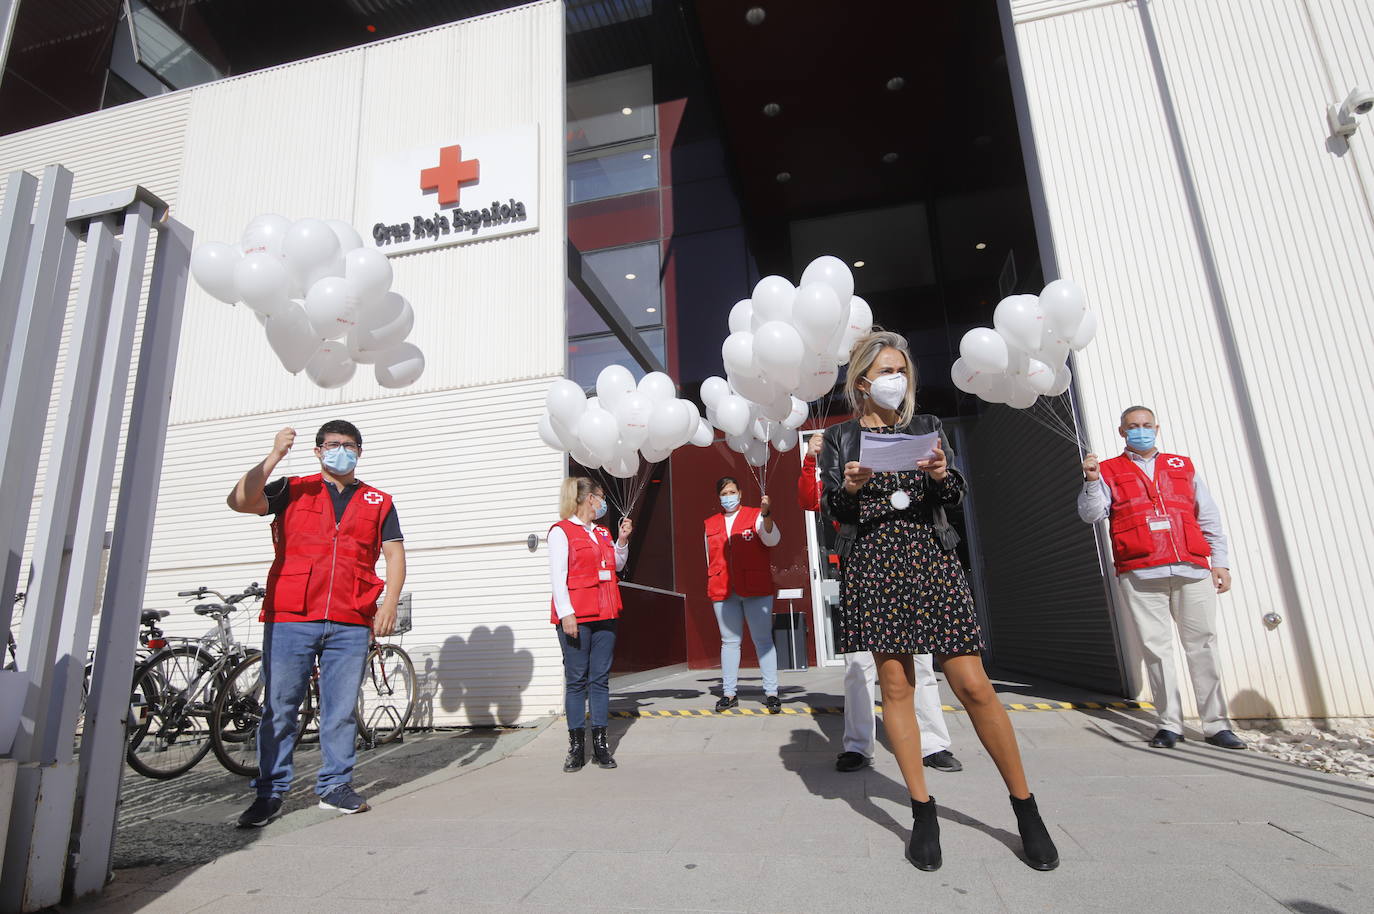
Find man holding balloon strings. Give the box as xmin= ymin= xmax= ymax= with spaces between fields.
xmin=1080 ymin=406 xmax=1245 ymax=751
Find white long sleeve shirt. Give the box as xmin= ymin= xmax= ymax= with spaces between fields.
xmin=1077 ymin=449 xmax=1230 ymax=581
xmin=702 ymin=508 xmax=781 ymax=566
xmin=548 ymin=520 xmax=629 ymax=620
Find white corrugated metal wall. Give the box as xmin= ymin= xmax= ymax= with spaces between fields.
xmin=1006 ymin=0 xmax=1374 ymax=718
xmin=1 ymin=0 xmax=569 ymax=725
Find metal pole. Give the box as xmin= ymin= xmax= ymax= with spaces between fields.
xmin=69 ymin=216 xmax=191 ymax=900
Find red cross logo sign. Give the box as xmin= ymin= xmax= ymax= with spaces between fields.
xmin=1166 ymin=457 xmax=1185 ymax=469
xmin=363 ymin=491 xmax=383 ymax=505
xmin=420 ymin=145 xmax=480 ymax=207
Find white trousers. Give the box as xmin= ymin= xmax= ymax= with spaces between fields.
xmin=842 ymin=652 xmax=951 ymax=758
xmin=1120 ymin=573 xmax=1231 ymax=736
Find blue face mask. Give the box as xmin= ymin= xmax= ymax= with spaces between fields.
xmin=594 ymin=499 xmax=608 ymax=521
xmin=321 ymin=445 xmax=358 ymax=475
xmin=1125 ymin=427 xmax=1156 ymax=451
xmin=720 ymin=494 xmax=741 ymax=513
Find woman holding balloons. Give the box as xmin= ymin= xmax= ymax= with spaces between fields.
xmin=819 ymin=330 xmax=1058 ymax=873
xmin=548 ymin=476 xmax=633 ymax=773
xmin=703 ymin=478 xmax=781 ymax=713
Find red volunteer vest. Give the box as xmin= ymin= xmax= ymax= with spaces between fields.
xmin=704 ymin=506 xmax=775 ymax=602
xmin=550 ymin=518 xmax=623 ymax=624
xmin=262 ymin=474 xmax=392 ymax=626
xmin=1099 ymin=452 xmax=1212 ymax=575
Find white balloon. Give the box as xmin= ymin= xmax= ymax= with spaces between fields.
xmin=546 ymin=378 xmax=588 ymax=427
xmin=596 ymin=364 xmax=637 ymax=411
xmin=678 ymin=399 xmax=702 ymax=446
xmin=762 ymin=392 xmax=793 ymax=421
xmin=353 ymin=291 xmax=414 ymax=354
xmin=190 ymin=242 xmax=242 ymax=304
xmin=690 ymin=417 xmax=714 ymax=447
xmin=568 ymin=442 xmax=599 ymax=469
xmin=232 ymin=252 xmax=289 ymax=317
xmin=283 ymin=219 xmax=342 ymax=292
xmin=638 ymin=370 xmax=676 ymax=403
xmin=751 ymin=417 xmax=773 ymax=442
xmin=576 ymin=408 xmax=620 ymax=463
xmin=753 ymin=320 xmax=805 ymax=390
xmin=1025 ymin=358 xmax=1056 ymax=395
xmin=614 ymin=392 xmax=654 ymax=449
xmin=960 ymin=327 xmax=1009 ymax=373
xmin=647 ymin=399 xmax=689 ymax=450
xmin=1040 ymin=278 xmax=1087 ymax=335
xmin=373 ymin=342 xmax=425 ymax=389
xmin=751 ymin=275 xmax=796 ymax=326
xmin=722 ymin=331 xmax=759 ymax=379
xmin=728 ymin=371 xmax=778 ymax=406
xmin=587 ymin=396 xmax=601 ymax=412
xmin=605 ymin=450 xmax=639 ymax=479
xmin=800 ymin=256 xmax=854 ymax=312
xmin=781 ymin=396 xmax=808 ymax=429
xmin=346 ymin=331 xmax=378 ymax=365
xmin=303 ymin=276 xmax=361 ymax=341
xmin=700 ymin=375 xmax=730 ymax=410
xmin=537 ymin=411 xmax=567 ymax=452
xmin=770 ymin=429 xmax=798 ymax=452
xmin=744 ymin=439 xmax=769 ymax=467
xmin=324 ymin=219 xmax=365 ymax=253
xmin=1006 ymin=380 xmax=1039 ymax=409
xmin=795 ymin=350 xmax=839 ymax=401
xmin=725 ymin=433 xmax=751 ymax=454
xmin=833 ymin=295 xmax=873 ymax=364
xmin=1069 ymin=310 xmax=1098 ymax=350
xmin=792 ymin=283 xmax=844 ymax=355
xmin=714 ymin=394 xmax=751 ymax=436
xmin=304 ymin=340 xmax=356 ymax=389
xmin=727 ymin=299 xmax=754 ymax=335
xmin=640 ymin=443 xmax=674 ymax=463
xmin=241 ymin=214 xmax=292 ymax=260
xmin=1004 ymin=345 xmax=1029 ymax=384
xmin=979 ymin=373 xmax=1013 ymax=404
xmin=263 ymin=302 xmax=319 ymax=374
xmin=993 ymin=294 xmax=1044 ymax=353
xmin=343 ymin=247 xmax=394 ymax=309
xmin=950 ymin=357 xmax=980 ymax=394
xmin=1046 ymin=364 xmax=1073 ymax=396
xmin=1033 ymin=323 xmax=1071 ymax=368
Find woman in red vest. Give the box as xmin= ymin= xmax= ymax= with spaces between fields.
xmin=704 ymin=477 xmax=780 ymax=713
xmin=549 ymin=476 xmax=632 ymax=773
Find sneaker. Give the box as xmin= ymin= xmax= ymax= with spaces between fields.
xmin=764 ymin=695 xmax=782 ymax=714
xmin=922 ymin=749 xmax=963 ymax=772
xmin=835 ymin=751 xmax=871 ymax=772
xmin=236 ymin=795 xmax=282 ymax=828
xmin=318 ymin=784 xmax=370 ymax=815
xmin=714 ymin=695 xmax=739 ymax=712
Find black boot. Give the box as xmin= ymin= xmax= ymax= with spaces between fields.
xmin=907 ymin=796 xmax=942 ymax=871
xmin=562 ymin=729 xmax=586 ymax=773
xmin=591 ymin=726 xmax=617 ymax=769
xmin=1010 ymin=793 xmax=1059 ymax=871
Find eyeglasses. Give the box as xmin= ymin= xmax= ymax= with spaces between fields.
xmin=320 ymin=442 xmax=360 ymax=454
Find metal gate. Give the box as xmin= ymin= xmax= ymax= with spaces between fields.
xmin=0 ymin=165 xmax=192 ymax=911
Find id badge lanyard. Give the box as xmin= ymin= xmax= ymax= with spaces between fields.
xmin=1128 ymin=460 xmax=1172 ymax=532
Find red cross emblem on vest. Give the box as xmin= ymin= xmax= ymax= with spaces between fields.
xmin=1166 ymin=457 xmax=1185 ymax=469
xmin=363 ymin=491 xmax=383 ymax=505
xmin=420 ymin=145 xmax=480 ymax=207
xmin=741 ymin=529 xmax=755 ymax=542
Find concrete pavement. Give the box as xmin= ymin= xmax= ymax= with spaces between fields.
xmin=62 ymin=665 xmax=1374 ymax=913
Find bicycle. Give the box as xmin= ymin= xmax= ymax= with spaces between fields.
xmin=212 ymin=595 xmax=416 ymax=779
xmin=125 ymin=583 xmax=265 ymax=780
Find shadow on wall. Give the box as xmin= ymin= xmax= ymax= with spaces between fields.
xmin=1229 ymin=687 xmax=1281 ymax=726
xmin=439 ymin=625 xmax=534 ymax=726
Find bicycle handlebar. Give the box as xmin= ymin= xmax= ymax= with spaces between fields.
xmin=176 ymin=582 xmax=266 ymax=605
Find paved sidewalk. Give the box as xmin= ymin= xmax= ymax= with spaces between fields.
xmin=65 ymin=665 xmax=1374 ymax=914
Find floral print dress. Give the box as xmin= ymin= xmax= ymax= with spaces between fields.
xmin=834 ymin=426 xmax=983 ymax=656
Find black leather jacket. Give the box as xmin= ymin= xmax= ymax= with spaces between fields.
xmin=818 ymin=415 xmax=965 ymax=560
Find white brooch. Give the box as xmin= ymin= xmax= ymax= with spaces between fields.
xmin=890 ymin=491 xmax=911 ymax=510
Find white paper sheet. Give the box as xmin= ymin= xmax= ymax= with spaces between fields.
xmin=858 ymin=431 xmax=939 ymax=472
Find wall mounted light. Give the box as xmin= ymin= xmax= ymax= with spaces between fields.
xmin=1329 ymin=86 xmax=1374 ymax=138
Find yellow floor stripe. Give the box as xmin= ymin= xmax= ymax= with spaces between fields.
xmin=604 ymin=700 xmax=1154 ymax=719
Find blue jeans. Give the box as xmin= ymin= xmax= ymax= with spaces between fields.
xmin=253 ymin=620 xmax=370 ymax=798
xmin=557 ymin=619 xmax=617 ymax=729
xmin=713 ymin=593 xmax=777 ymax=696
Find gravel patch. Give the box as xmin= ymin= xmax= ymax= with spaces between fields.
xmin=1239 ymin=721 xmax=1374 ymax=783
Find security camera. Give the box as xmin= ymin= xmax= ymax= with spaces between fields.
xmin=1329 ymin=87 xmax=1374 ymax=138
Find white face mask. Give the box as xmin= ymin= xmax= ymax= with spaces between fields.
xmin=866 ymin=374 xmax=907 ymax=411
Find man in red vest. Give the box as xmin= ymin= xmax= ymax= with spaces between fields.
xmin=1080 ymin=406 xmax=1244 ymax=750
xmin=227 ymin=420 xmax=407 ymax=826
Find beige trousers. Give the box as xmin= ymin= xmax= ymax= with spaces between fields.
xmin=1119 ymin=572 xmax=1231 ymax=736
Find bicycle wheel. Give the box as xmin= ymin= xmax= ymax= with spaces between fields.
xmin=126 ymin=648 xmax=215 ymax=779
xmin=210 ymin=654 xmax=266 ymax=778
xmin=356 ymin=644 xmax=416 ymax=745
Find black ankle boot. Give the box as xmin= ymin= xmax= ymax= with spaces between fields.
xmin=907 ymin=796 xmax=942 ymax=871
xmin=591 ymin=726 xmax=617 ymax=769
xmin=1010 ymin=794 xmax=1059 ymax=871
xmin=562 ymin=729 xmax=586 ymax=772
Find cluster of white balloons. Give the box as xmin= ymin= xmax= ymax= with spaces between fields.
xmin=189 ymin=215 xmax=426 ymax=390
xmin=700 ymin=255 xmax=874 ymax=465
xmin=952 ymin=279 xmax=1097 ymax=409
xmin=538 ymin=365 xmax=714 ymax=477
